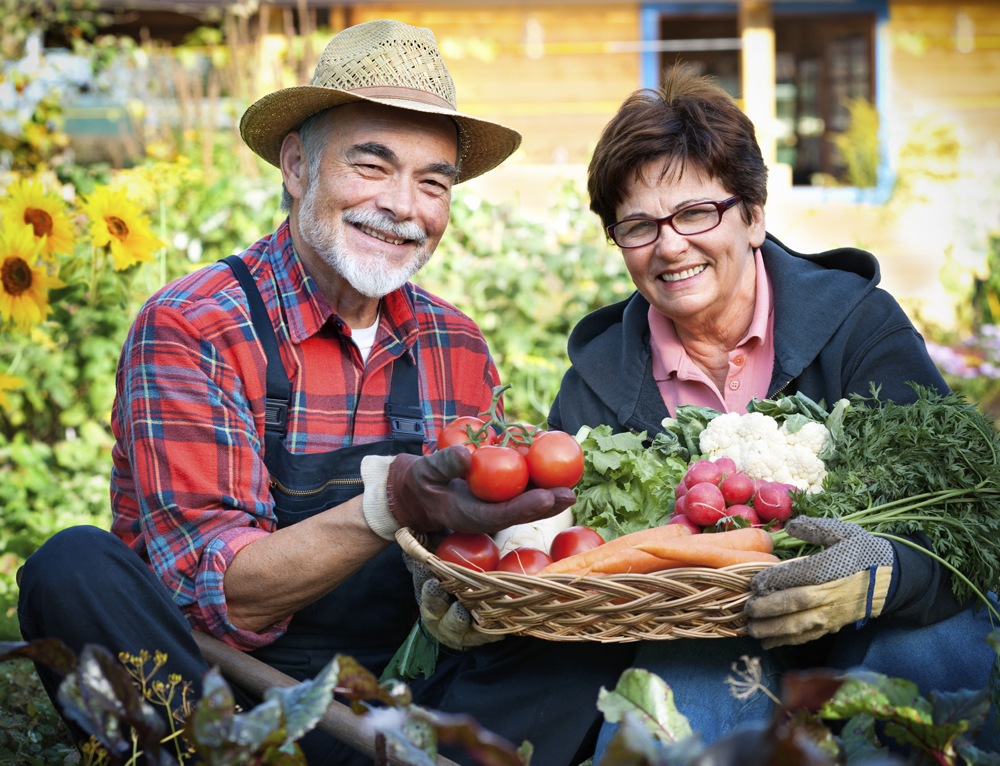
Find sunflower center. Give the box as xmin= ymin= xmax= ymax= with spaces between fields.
xmin=24 ymin=207 xmax=54 ymax=238
xmin=1 ymin=257 xmax=33 ymax=296
xmin=105 ymin=216 xmax=130 ymax=242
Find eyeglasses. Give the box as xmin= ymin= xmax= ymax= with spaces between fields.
xmin=607 ymin=194 xmax=743 ymax=248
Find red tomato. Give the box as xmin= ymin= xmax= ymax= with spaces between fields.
xmin=508 ymin=424 xmax=543 ymax=457
xmin=525 ymin=431 xmax=584 ymax=489
xmin=549 ymin=526 xmax=604 ymax=561
xmin=437 ymin=416 xmax=495 ymax=453
xmin=466 ymin=446 xmax=529 ymax=502
xmin=436 ymin=532 xmax=500 ymax=572
xmin=496 ymin=547 xmax=553 ymax=574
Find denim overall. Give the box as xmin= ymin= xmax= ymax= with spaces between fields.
xmin=223 ymin=256 xmax=424 ymax=680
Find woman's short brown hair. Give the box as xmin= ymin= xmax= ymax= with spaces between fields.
xmin=588 ymin=64 xmax=768 ymax=233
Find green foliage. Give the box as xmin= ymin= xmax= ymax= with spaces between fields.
xmin=0 ymin=639 xmax=529 ymax=766
xmin=418 ymin=184 xmax=634 ymax=423
xmin=832 ymin=97 xmax=880 ymax=189
xmin=0 ymin=658 xmax=77 ymax=765
xmin=600 ymin=650 xmax=1000 ymax=765
xmin=788 ymin=384 xmax=1000 ymax=604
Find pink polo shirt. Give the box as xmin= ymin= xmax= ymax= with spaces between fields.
xmin=648 ymin=248 xmax=775 ymax=414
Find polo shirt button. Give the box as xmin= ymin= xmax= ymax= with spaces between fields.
xmin=734 ymin=356 xmax=744 ymax=366
xmin=729 ymin=380 xmax=740 ymax=391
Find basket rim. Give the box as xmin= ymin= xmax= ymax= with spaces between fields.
xmin=395 ymin=526 xmax=778 ymax=585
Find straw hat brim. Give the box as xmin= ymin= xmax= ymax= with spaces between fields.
xmin=240 ymin=85 xmax=522 ymax=184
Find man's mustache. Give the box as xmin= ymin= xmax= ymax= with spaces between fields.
xmin=342 ymin=209 xmax=428 ymax=247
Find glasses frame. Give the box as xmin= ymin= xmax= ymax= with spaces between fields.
xmin=607 ymin=194 xmax=744 ymax=249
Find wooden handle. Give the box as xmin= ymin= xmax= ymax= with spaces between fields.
xmin=191 ymin=630 xmax=460 ymax=766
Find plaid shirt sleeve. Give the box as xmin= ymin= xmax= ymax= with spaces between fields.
xmin=110 ymin=278 xmax=290 ymax=651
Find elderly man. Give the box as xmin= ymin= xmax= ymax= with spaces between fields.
xmin=18 ymin=20 xmax=634 ymax=766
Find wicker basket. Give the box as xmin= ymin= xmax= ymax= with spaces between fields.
xmin=396 ymin=527 xmax=779 ymax=642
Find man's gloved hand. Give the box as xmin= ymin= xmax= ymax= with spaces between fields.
xmin=382 ymin=446 xmax=576 ymax=535
xmin=403 ymin=552 xmax=502 ymax=650
xmin=745 ymin=517 xmax=894 ymax=649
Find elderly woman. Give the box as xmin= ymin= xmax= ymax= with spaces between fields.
xmin=549 ymin=66 xmax=998 ymax=752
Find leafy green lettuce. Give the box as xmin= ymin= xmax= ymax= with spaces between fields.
xmin=572 ymin=426 xmax=688 ymax=542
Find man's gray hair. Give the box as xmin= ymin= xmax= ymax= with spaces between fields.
xmin=279 ymin=109 xmax=337 ymax=212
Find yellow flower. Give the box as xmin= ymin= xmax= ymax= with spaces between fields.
xmin=0 ymin=226 xmax=66 ymax=330
xmin=80 ymin=186 xmax=165 ymax=270
xmin=0 ymin=373 xmax=24 ymax=410
xmin=0 ymin=178 xmax=76 ymax=260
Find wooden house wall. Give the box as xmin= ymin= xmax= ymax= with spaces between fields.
xmin=348 ymin=4 xmax=641 ymax=164
xmin=887 ymin=2 xmax=1000 ymax=161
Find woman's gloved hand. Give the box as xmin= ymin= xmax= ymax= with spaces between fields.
xmin=745 ymin=517 xmax=894 ymax=649
xmin=403 ymin=553 xmax=502 ymax=650
xmin=361 ymin=447 xmax=576 ymax=540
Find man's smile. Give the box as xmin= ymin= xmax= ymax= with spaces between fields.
xmin=354 ymin=222 xmax=409 ymax=246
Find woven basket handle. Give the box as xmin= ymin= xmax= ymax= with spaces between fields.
xmin=395 ymin=527 xmax=433 ymax=564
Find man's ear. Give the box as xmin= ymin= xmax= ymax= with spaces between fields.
xmin=748 ymin=203 xmax=766 ymax=249
xmin=280 ymin=131 xmax=307 ymax=203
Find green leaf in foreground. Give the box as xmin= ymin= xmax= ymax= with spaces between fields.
xmin=819 ymin=670 xmax=981 ymax=761
xmin=380 ymin=621 xmax=439 ymax=683
xmin=597 ymin=668 xmax=693 ymax=747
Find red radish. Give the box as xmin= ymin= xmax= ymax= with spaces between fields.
xmin=714 ymin=457 xmax=738 ymax=475
xmin=685 ymin=460 xmax=724 ymax=487
xmin=667 ymin=514 xmax=702 ymax=534
xmin=724 ymin=504 xmax=760 ymax=526
xmin=719 ymin=472 xmax=754 ymax=506
xmin=673 ymin=494 xmax=688 ymax=516
xmin=674 ymin=481 xmax=689 ymax=500
xmin=753 ymin=482 xmax=794 ymax=523
xmin=683 ymin=482 xmax=727 ymax=526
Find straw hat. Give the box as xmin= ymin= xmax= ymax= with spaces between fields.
xmin=240 ymin=19 xmax=522 ymax=183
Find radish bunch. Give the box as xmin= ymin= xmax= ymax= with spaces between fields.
xmin=670 ymin=457 xmax=794 ymax=533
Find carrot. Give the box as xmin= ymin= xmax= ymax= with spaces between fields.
xmin=536 ymin=524 xmax=692 ymax=575
xmin=549 ymin=526 xmax=776 ymax=576
xmin=632 ymin=542 xmax=780 ymax=568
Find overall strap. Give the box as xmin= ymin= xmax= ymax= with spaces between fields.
xmin=222 ymin=256 xmax=290 ymax=437
xmin=385 ymin=348 xmax=425 ymax=453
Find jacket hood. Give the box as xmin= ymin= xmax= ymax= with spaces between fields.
xmin=565 ymin=232 xmax=881 ymax=419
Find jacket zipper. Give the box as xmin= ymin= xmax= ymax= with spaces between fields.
xmin=767 ymin=380 xmax=792 ymax=401
xmin=269 ymin=476 xmax=364 ymax=496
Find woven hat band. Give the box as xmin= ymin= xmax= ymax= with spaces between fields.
xmin=348 ymin=86 xmax=455 ymax=111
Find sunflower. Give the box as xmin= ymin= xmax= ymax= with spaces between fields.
xmin=80 ymin=186 xmax=165 ymax=270
xmin=0 ymin=373 xmax=24 ymax=410
xmin=0 ymin=226 xmax=66 ymax=330
xmin=0 ymin=178 xmax=76 ymax=260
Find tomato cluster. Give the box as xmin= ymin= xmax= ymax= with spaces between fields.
xmin=671 ymin=458 xmax=795 ymax=533
xmin=435 ymin=525 xmax=604 ymax=575
xmin=437 ymin=415 xmax=585 ymax=503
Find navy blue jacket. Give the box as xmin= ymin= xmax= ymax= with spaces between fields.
xmin=549 ymin=233 xmax=959 ymax=624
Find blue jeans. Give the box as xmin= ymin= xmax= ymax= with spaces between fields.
xmin=594 ymin=598 xmax=1000 ymax=760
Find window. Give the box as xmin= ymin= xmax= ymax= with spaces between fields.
xmin=652 ymin=7 xmax=877 ymax=186
xmin=775 ymin=14 xmax=874 ymax=185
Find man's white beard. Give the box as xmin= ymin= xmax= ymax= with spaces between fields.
xmin=298 ymin=181 xmax=434 ymax=299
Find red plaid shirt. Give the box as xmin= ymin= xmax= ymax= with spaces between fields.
xmin=110 ymin=220 xmax=500 ymax=650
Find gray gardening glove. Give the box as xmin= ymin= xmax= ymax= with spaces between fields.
xmin=745 ymin=517 xmax=894 ymax=649
xmin=403 ymin=552 xmax=502 ymax=651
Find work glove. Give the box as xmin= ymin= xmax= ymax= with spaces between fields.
xmin=745 ymin=517 xmax=894 ymax=649
xmin=403 ymin=552 xmax=502 ymax=650
xmin=360 ymin=447 xmax=575 ymax=540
